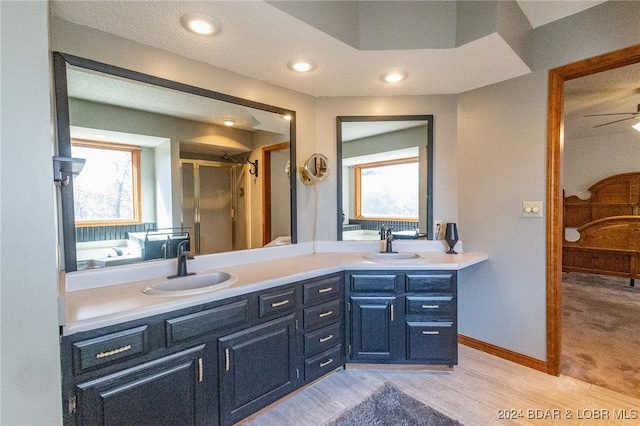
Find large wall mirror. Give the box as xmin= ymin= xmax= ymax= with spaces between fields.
xmin=336 ymin=115 xmax=433 ymax=241
xmin=53 ymin=53 xmax=297 ymax=272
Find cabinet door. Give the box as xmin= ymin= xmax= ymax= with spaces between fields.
xmin=75 ymin=345 xmax=208 ymax=426
xmin=349 ymin=296 xmax=398 ymax=361
xmin=218 ymin=314 xmax=297 ymax=426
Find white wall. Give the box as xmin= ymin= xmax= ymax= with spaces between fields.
xmin=458 ymin=71 xmax=549 ymax=359
xmin=0 ymin=2 xmax=63 ymax=424
xmin=564 ymin=132 xmax=640 ymax=199
xmin=457 ymin=0 xmax=640 ymax=360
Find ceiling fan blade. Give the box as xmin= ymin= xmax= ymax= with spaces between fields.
xmin=593 ymin=116 xmax=639 ymax=128
xmin=585 ymin=112 xmax=638 ymax=117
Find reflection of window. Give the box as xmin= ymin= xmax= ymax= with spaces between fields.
xmin=355 ymin=158 xmax=419 ymax=219
xmin=72 ymin=140 xmax=141 ymax=225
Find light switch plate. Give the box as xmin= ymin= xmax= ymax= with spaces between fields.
xmin=523 ymin=201 xmax=543 ymax=218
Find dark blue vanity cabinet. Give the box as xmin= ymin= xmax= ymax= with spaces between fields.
xmin=301 ymin=273 xmax=345 ymax=383
xmin=60 ymin=273 xmax=344 ymax=426
xmin=345 ymin=270 xmax=457 ymax=367
xmin=217 ymin=285 xmax=298 ymax=426
xmin=73 ymin=345 xmax=210 ymax=425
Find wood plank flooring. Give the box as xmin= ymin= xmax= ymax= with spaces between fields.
xmin=241 ymin=344 xmax=640 ymax=425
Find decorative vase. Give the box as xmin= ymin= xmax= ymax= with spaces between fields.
xmin=445 ymin=223 xmax=458 ymax=254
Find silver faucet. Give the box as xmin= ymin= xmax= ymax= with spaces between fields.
xmin=168 ymin=239 xmax=195 ymax=279
xmin=384 ymin=228 xmax=396 ymax=253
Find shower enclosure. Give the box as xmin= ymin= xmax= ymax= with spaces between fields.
xmin=181 ymin=159 xmax=248 ymax=255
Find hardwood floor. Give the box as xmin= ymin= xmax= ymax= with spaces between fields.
xmin=242 ymin=344 xmax=640 ymax=425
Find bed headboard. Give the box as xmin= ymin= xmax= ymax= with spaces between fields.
xmin=564 ymin=172 xmax=640 ymax=228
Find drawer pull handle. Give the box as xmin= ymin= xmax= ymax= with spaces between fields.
xmin=421 ymin=304 xmax=439 ymax=309
xmin=95 ymin=344 xmax=132 ymax=359
xmin=319 ymin=358 xmax=334 ymax=368
xmin=319 ymin=334 xmax=334 ymax=343
xmin=390 ymin=304 xmax=394 ymax=321
xmin=198 ymin=358 xmax=203 ymax=382
xmin=319 ymin=310 xmax=333 ymax=318
xmin=271 ymin=299 xmax=290 ymax=308
xmin=422 ymin=330 xmax=440 ymax=335
xmin=225 ymin=349 xmax=230 ymax=371
xmin=318 ymin=287 xmax=333 ymax=293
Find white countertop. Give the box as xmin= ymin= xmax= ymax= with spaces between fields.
xmin=60 ymin=241 xmax=487 ymax=335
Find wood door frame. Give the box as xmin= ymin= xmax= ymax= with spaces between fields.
xmin=262 ymin=142 xmax=291 ymax=246
xmin=546 ymin=44 xmax=640 ymax=375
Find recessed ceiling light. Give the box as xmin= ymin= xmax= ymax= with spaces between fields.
xmin=287 ymin=59 xmax=317 ymax=73
xmin=224 ymin=119 xmax=235 ymax=127
xmin=181 ymin=13 xmax=219 ymax=35
xmin=383 ymin=71 xmax=406 ymax=83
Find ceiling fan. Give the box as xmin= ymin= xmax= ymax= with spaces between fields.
xmin=585 ymin=103 xmax=640 ymax=128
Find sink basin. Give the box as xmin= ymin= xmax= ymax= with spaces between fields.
xmin=363 ymin=252 xmax=423 ymax=263
xmin=141 ymin=271 xmax=238 ymax=297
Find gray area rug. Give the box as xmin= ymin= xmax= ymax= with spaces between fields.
xmin=562 ymin=272 xmax=640 ymax=398
xmin=326 ymin=383 xmax=463 ymax=426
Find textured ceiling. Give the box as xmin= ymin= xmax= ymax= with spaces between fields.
xmin=516 ymin=0 xmax=607 ymax=28
xmin=50 ymin=1 xmax=609 ymax=97
xmin=565 ymin=61 xmax=640 ymax=139
xmin=51 ymin=1 xmax=537 ymax=97
xmin=52 ymin=1 xmax=636 ymax=138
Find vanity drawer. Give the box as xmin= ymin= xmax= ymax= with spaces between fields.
xmin=259 ymin=287 xmax=296 ymax=318
xmin=73 ymin=325 xmax=149 ymax=373
xmin=406 ymin=296 xmax=453 ymax=317
xmin=304 ymin=299 xmax=341 ymax=330
xmin=304 ymin=344 xmax=343 ymax=382
xmin=350 ymin=274 xmax=398 ymax=292
xmin=406 ymin=321 xmax=455 ymax=362
xmin=303 ymin=275 xmax=342 ymax=304
xmin=304 ymin=322 xmax=342 ymax=357
xmin=405 ymin=273 xmax=455 ymax=293
xmin=166 ymin=300 xmax=249 ymax=345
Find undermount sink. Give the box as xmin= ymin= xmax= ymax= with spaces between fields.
xmin=141 ymin=271 xmax=238 ymax=297
xmin=363 ymin=252 xmax=423 ymax=263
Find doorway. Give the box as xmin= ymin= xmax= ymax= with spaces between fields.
xmin=262 ymin=142 xmax=291 ymax=246
xmin=547 ymin=44 xmax=640 ymax=376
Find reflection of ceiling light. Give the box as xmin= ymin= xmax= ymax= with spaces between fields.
xmin=287 ymin=59 xmax=316 ymax=72
xmin=283 ymin=114 xmax=292 ymax=121
xmin=181 ymin=13 xmax=219 ymax=35
xmin=224 ymin=119 xmax=235 ymax=127
xmin=633 ymin=122 xmax=640 ymax=132
xmin=383 ymin=71 xmax=406 ymax=83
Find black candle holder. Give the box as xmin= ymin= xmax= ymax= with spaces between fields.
xmin=445 ymin=223 xmax=458 ymax=254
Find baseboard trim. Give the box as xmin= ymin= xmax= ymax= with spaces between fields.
xmin=458 ymin=334 xmax=548 ymax=374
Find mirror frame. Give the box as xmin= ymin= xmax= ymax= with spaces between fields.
xmin=53 ymin=52 xmax=297 ymax=272
xmin=336 ymin=115 xmax=433 ymax=241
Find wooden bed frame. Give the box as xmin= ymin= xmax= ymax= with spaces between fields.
xmin=563 ymin=172 xmax=640 ymax=287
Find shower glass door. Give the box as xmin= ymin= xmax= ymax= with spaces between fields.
xmin=181 ymin=160 xmax=246 ymax=255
